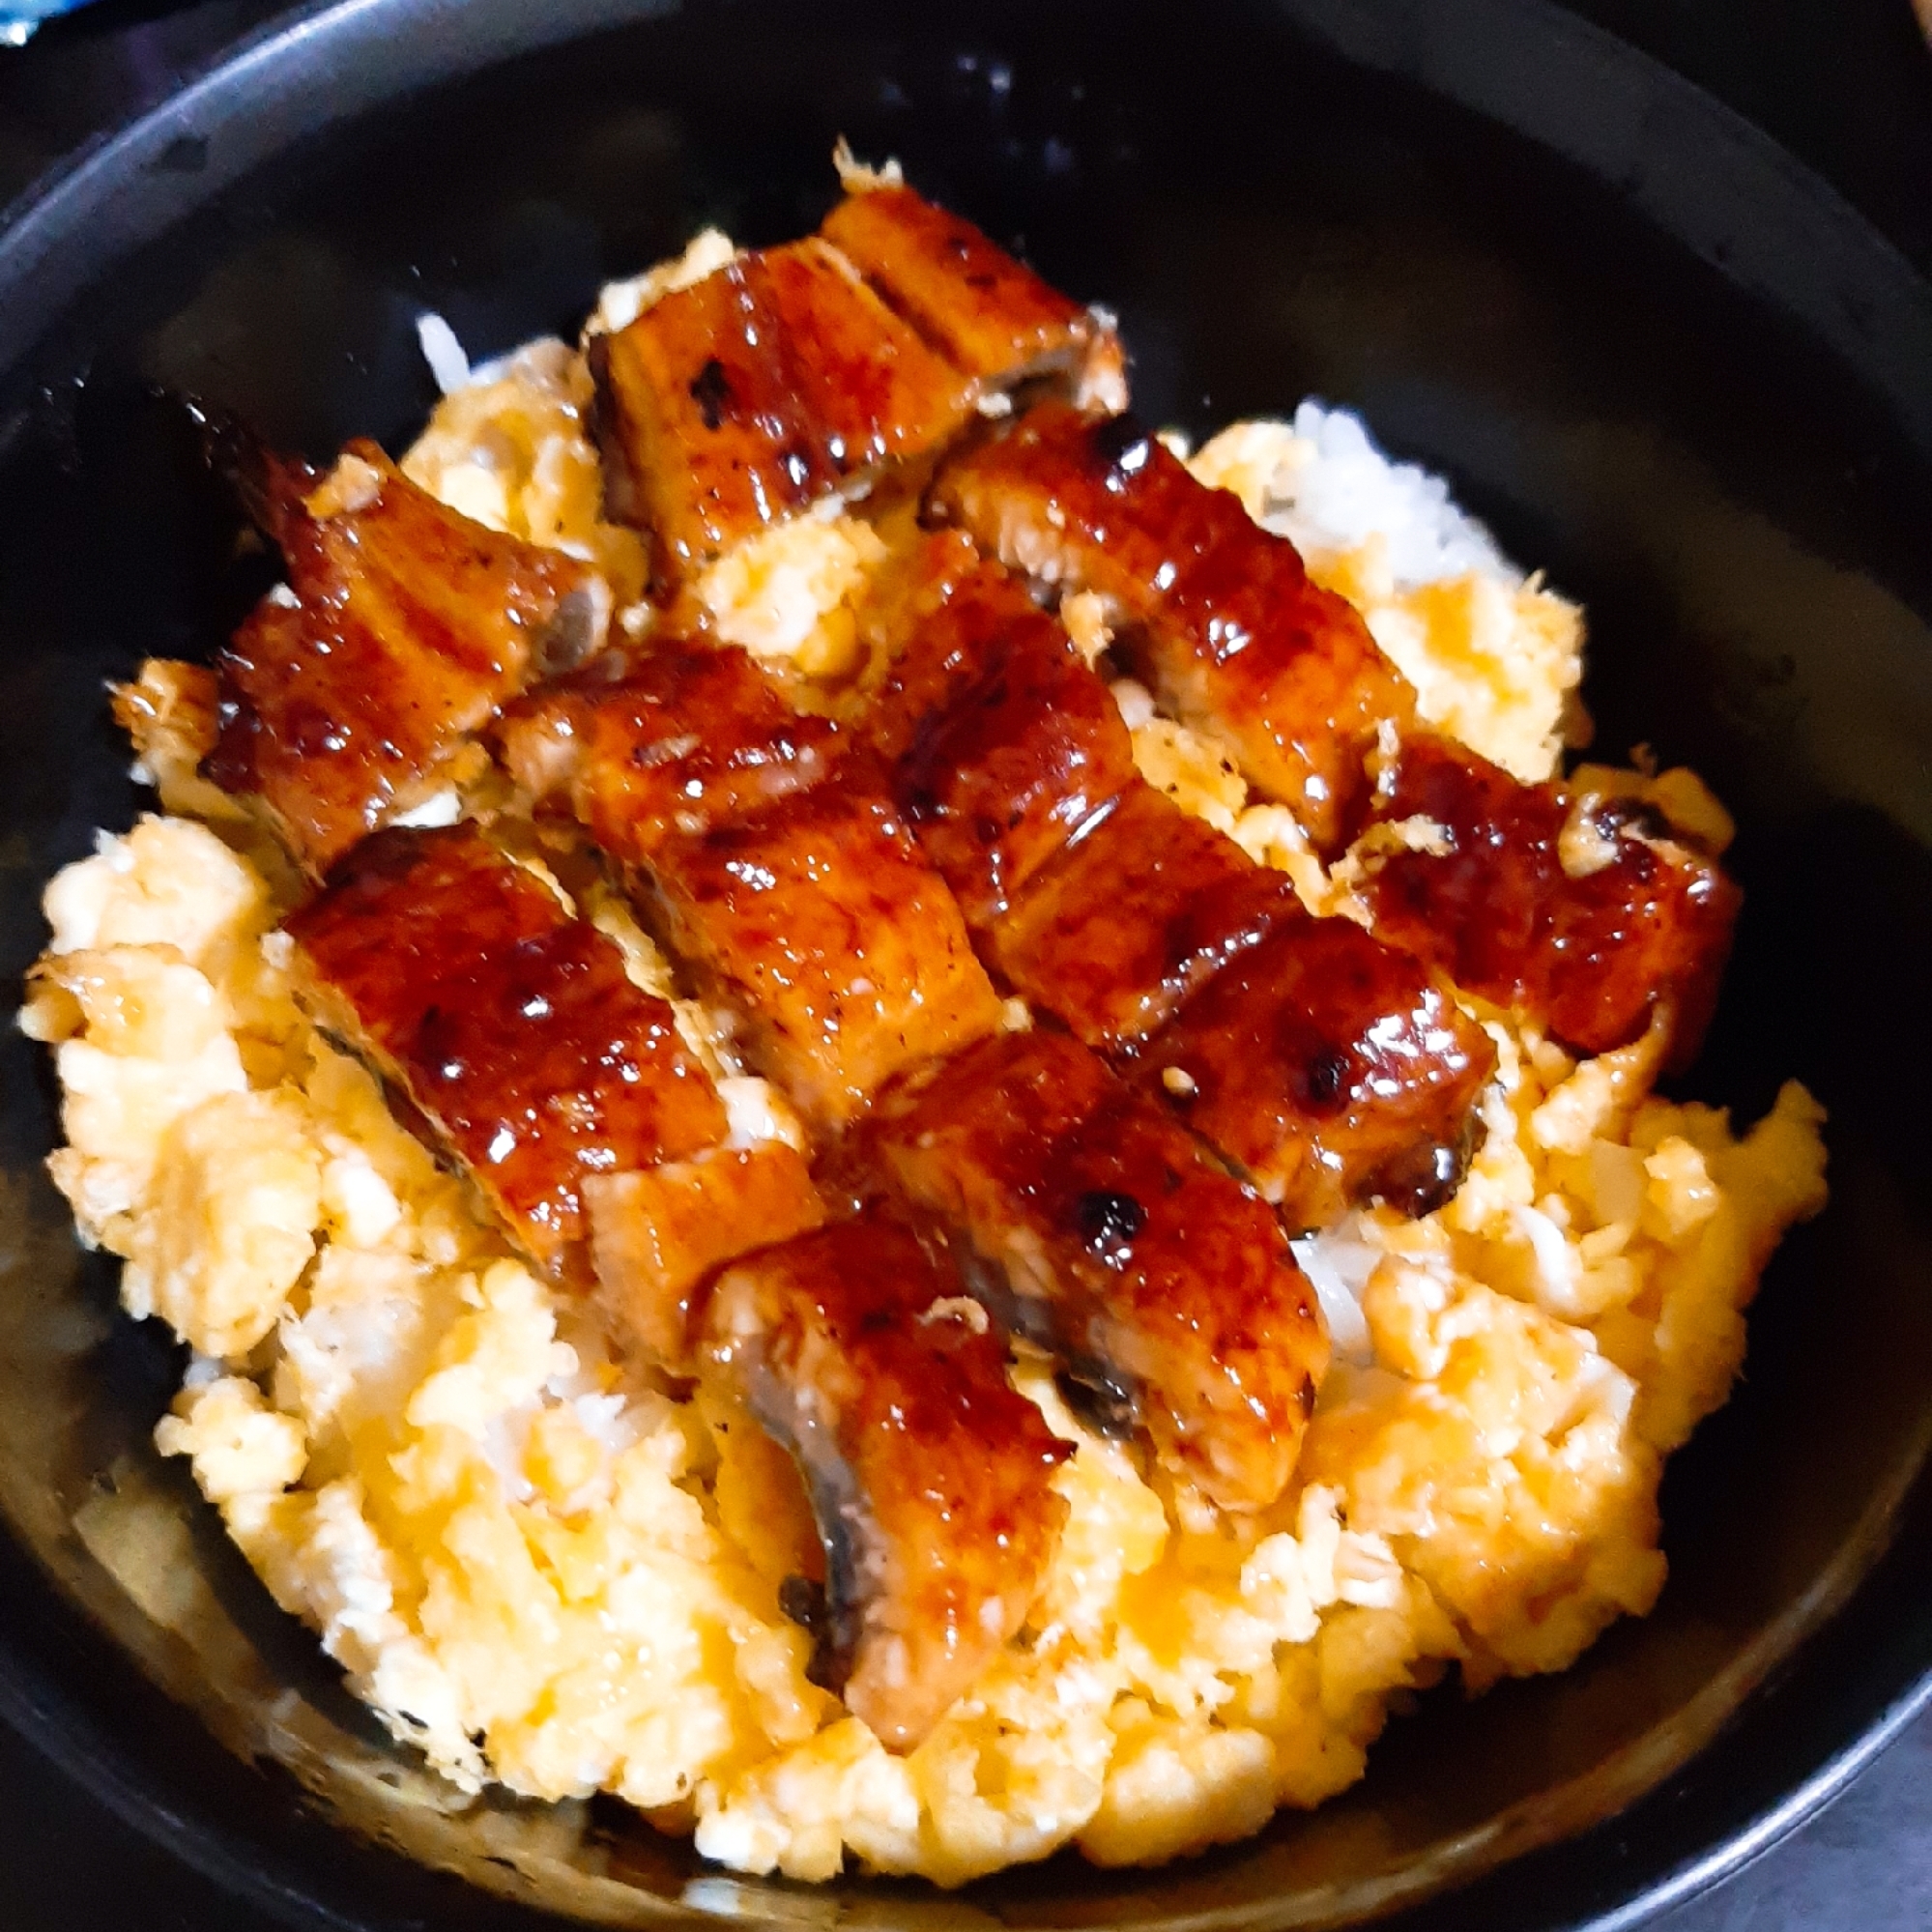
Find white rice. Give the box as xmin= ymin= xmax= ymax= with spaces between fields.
xmin=1250 ymin=402 xmax=1517 ymax=589
xmin=414 ymin=312 xmax=472 ymax=397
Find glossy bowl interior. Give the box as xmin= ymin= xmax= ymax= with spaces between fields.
xmin=2 ymin=3 xmax=1931 ymax=1928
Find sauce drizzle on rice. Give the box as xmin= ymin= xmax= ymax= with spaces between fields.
xmin=23 ymin=170 xmax=1828 ymax=1888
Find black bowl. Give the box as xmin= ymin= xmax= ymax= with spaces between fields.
xmin=3 ymin=2 xmax=1930 ymax=1927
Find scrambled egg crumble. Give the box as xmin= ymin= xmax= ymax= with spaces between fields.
xmin=21 ymin=358 xmax=1828 ymax=1886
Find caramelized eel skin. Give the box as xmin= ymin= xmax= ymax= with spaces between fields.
xmin=208 ymin=443 xmax=598 ymax=874
xmin=933 ymin=405 xmax=1737 ymax=1066
xmin=868 ymin=538 xmax=1140 ymax=927
xmin=859 ymin=535 xmax=1493 ymax=1224
xmin=499 ymin=645 xmax=843 ymax=863
xmin=1358 ymin=735 xmax=1741 ymax=1071
xmin=819 ymin=184 xmax=1097 ymax=385
xmin=703 ymin=1207 xmax=1070 ymax=1752
xmin=592 ymin=240 xmax=974 ymax=590
xmin=991 ymin=784 xmax=1301 ymax=1053
xmin=505 ymin=647 xmax=1002 ymax=1130
xmin=285 ymin=825 xmax=726 ymax=1285
xmin=1144 ymin=915 xmax=1494 ymax=1228
xmin=867 ymin=1029 xmax=1327 ymax=1513
xmin=931 ymin=401 xmax=1408 ymax=851
xmin=648 ymin=761 xmax=1004 ymax=1128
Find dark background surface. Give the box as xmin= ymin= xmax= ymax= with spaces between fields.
xmin=1 ymin=2 xmax=1929 ymax=1927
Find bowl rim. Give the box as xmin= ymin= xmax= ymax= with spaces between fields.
xmin=1 ymin=2 xmax=1929 ymax=1927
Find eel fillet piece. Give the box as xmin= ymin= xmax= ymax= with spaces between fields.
xmin=497 ymin=645 xmax=843 ymax=864
xmin=931 ymin=402 xmax=1407 ymax=851
xmin=500 ymin=646 xmax=1002 ymax=1129
xmin=867 ymin=1028 xmax=1328 ymax=1512
xmin=585 ymin=1143 xmax=826 ymax=1369
xmin=858 ymin=535 xmax=1494 ymax=1226
xmin=1357 ymin=733 xmax=1741 ymax=1070
xmin=934 ymin=404 xmax=1738 ymax=1066
xmin=702 ymin=1206 xmax=1070 ymax=1751
xmin=593 ymin=184 xmax=1123 ymax=592
xmin=283 ymin=824 xmax=726 ymax=1288
xmin=861 ymin=532 xmax=1141 ymax=927
xmin=819 ymin=182 xmax=1124 ymax=401
xmin=647 ymin=766 xmax=1002 ymax=1128
xmin=1139 ymin=912 xmax=1495 ymax=1226
xmin=206 ymin=440 xmax=606 ymax=875
xmin=988 ymin=782 xmax=1304 ymax=1053
xmin=593 ymin=238 xmax=976 ymax=590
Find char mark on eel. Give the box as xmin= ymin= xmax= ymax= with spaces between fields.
xmin=932 ymin=403 xmax=1739 ymax=1071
